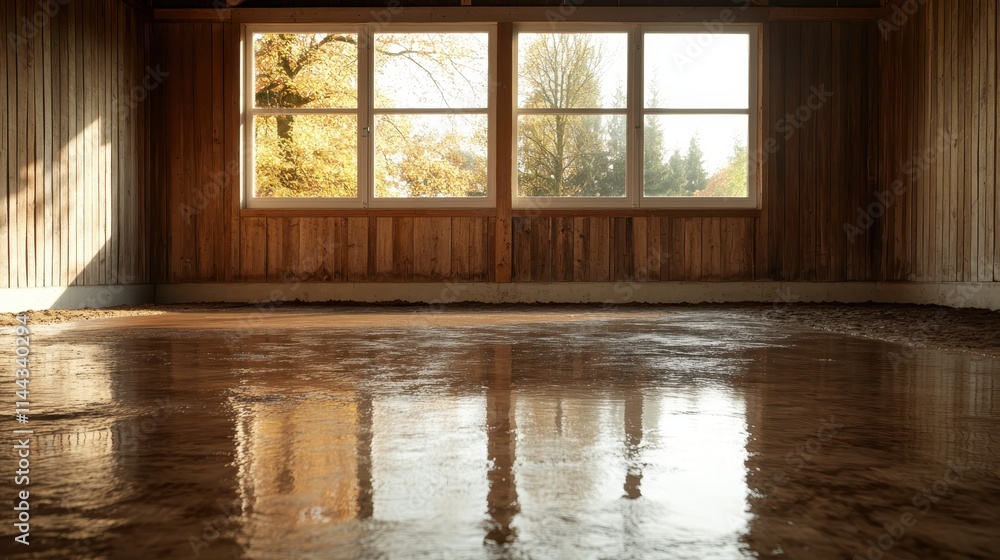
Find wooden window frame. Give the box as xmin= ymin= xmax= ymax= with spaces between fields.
xmin=243 ymin=23 xmax=497 ymax=210
xmin=512 ymin=23 xmax=760 ymax=211
xmin=238 ymin=16 xmax=761 ymax=214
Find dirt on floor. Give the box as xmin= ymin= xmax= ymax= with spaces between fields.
xmin=3 ymin=301 xmax=998 ymax=358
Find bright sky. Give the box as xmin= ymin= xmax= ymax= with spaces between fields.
xmin=645 ymin=33 xmax=750 ymax=171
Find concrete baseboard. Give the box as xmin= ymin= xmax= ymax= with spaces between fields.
xmin=3 ymin=281 xmax=997 ymax=313
xmin=154 ymin=281 xmax=1000 ymax=311
xmin=0 ymin=285 xmax=156 ymax=313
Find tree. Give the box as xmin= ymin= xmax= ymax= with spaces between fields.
xmin=252 ymin=32 xmax=489 ymax=199
xmin=697 ymin=140 xmax=748 ymax=197
xmin=517 ymin=34 xmax=621 ymax=197
xmin=683 ymin=136 xmax=709 ymax=195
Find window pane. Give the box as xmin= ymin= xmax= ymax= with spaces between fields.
xmin=644 ymin=33 xmax=749 ymax=109
xmin=518 ymin=33 xmax=627 ymax=109
xmin=375 ymin=33 xmax=489 ymax=109
xmin=375 ymin=114 xmax=488 ymax=198
xmin=254 ymin=114 xmax=358 ymax=198
xmin=643 ymin=115 xmax=748 ymax=198
xmin=517 ymin=114 xmax=626 ymax=198
xmin=254 ymin=33 xmax=358 ymax=109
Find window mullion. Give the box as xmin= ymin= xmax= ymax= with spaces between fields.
xmin=360 ymin=26 xmax=375 ymax=209
xmin=629 ymin=25 xmax=641 ymax=208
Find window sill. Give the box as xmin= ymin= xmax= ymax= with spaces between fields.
xmin=240 ymin=208 xmax=498 ymax=218
xmin=510 ymin=208 xmax=760 ymax=218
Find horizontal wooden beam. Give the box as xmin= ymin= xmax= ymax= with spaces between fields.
xmin=228 ymin=6 xmax=770 ymax=24
xmin=239 ymin=208 xmax=497 ymax=218
xmin=768 ymin=7 xmax=885 ymax=21
xmin=154 ymin=6 xmax=886 ymax=24
xmin=153 ymin=9 xmax=231 ymax=22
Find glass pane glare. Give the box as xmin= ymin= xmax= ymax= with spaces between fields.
xmin=254 ymin=33 xmax=358 ymax=109
xmin=644 ymin=115 xmax=748 ymax=198
xmin=518 ymin=33 xmax=628 ymax=109
xmin=254 ymin=114 xmax=358 ymax=198
xmin=644 ymin=33 xmax=749 ymax=109
xmin=375 ymin=114 xmax=488 ymax=198
xmin=375 ymin=33 xmax=489 ymax=109
xmin=517 ymin=114 xmax=626 ymax=198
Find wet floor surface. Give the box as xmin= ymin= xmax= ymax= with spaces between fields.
xmin=1 ymin=307 xmax=998 ymax=559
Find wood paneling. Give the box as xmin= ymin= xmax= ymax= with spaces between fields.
xmin=1 ymin=0 xmax=150 ymax=290
xmin=879 ymin=0 xmax=998 ymax=283
xmin=152 ymin=16 xmax=880 ymax=285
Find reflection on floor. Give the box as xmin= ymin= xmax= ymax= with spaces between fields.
xmin=10 ymin=307 xmax=1000 ymax=559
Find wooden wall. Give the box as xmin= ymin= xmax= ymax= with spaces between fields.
xmin=512 ymin=21 xmax=881 ymax=283
xmin=1 ymin=0 xmax=151 ymax=289
xmin=153 ymin=15 xmax=881 ymax=284
xmin=880 ymin=0 xmax=998 ymax=283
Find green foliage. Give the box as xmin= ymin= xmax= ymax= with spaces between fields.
xmin=697 ymin=140 xmax=749 ymax=198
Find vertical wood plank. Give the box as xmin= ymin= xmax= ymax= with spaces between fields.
xmin=702 ymin=216 xmax=721 ymax=281
xmin=470 ymin=217 xmax=489 ymax=281
xmin=42 ymin=5 xmax=54 ymax=287
xmin=531 ymin=217 xmax=553 ymax=282
xmin=392 ymin=217 xmax=413 ymax=281
xmin=632 ymin=217 xmax=648 ymax=281
xmin=0 ymin=0 xmax=8 ymax=288
xmin=296 ymin=218 xmax=320 ymax=282
xmin=375 ymin=217 xmax=394 ymax=280
xmin=589 ymin=217 xmax=610 ymax=282
xmin=265 ymin=217 xmax=282 ymax=282
xmin=684 ymin=218 xmax=702 ymax=281
xmin=450 ymin=216 xmax=471 ymax=281
xmin=240 ymin=217 xmax=266 ymax=282
xmin=782 ymin=23 xmax=801 ymax=281
xmin=511 ymin=218 xmax=530 ymax=282
xmin=494 ymin=22 xmax=513 ymax=282
xmin=798 ymin=22 xmax=816 ymax=281
xmin=990 ymin=0 xmax=999 ymax=281
xmin=767 ymin=22 xmax=785 ymax=281
xmin=573 ymin=217 xmax=590 ymax=281
xmin=195 ymin=24 xmax=215 ymax=282
xmin=347 ymin=217 xmax=369 ymax=282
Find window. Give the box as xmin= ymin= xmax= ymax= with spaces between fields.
xmin=513 ymin=25 xmax=758 ymax=209
xmin=243 ymin=22 xmax=757 ymax=211
xmin=245 ymin=25 xmax=495 ymax=209
xmin=515 ymin=29 xmax=630 ymax=207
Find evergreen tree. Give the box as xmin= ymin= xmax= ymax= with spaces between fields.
xmin=683 ymin=135 xmax=709 ymax=195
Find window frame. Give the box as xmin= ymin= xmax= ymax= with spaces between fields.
xmin=243 ymin=23 xmax=497 ymax=210
xmin=512 ymin=23 xmax=636 ymax=210
xmin=511 ymin=23 xmax=759 ymax=210
xmin=637 ymin=24 xmax=759 ymax=209
xmin=241 ymin=21 xmax=759 ymax=212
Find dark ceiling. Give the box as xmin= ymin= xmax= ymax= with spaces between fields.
xmin=150 ymin=0 xmax=885 ymax=9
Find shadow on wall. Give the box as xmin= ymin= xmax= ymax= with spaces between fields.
xmin=1 ymin=0 xmax=152 ymax=310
